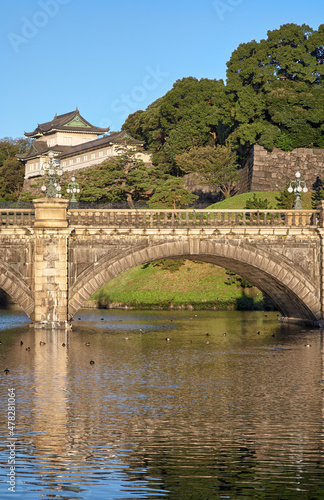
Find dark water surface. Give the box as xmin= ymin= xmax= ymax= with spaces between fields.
xmin=0 ymin=309 xmax=324 ymax=499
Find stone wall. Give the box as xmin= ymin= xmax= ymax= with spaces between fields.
xmin=238 ymin=145 xmax=324 ymax=193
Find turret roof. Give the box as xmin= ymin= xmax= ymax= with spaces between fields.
xmin=25 ymin=108 xmax=109 ymax=137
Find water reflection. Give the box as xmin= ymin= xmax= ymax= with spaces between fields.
xmin=0 ymin=310 xmax=323 ymax=499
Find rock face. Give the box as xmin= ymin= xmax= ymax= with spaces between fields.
xmin=238 ymin=145 xmax=324 ymax=194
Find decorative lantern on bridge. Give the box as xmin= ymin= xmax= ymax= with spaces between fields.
xmin=40 ymin=150 xmax=63 ymax=198
xmin=66 ymin=175 xmax=80 ymax=204
xmin=287 ymin=171 xmax=308 ymax=210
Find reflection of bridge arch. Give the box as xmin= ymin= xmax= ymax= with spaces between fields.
xmin=68 ymin=239 xmax=321 ymax=321
xmin=0 ymin=263 xmax=34 ymax=320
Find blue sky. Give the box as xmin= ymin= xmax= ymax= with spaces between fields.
xmin=0 ymin=0 xmax=321 ymax=139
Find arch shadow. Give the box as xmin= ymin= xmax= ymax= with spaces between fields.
xmin=0 ymin=263 xmax=34 ymax=320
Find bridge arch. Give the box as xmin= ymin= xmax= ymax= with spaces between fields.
xmin=0 ymin=263 xmax=34 ymax=320
xmin=69 ymin=239 xmax=321 ymax=321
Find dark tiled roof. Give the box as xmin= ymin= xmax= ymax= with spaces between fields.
xmin=25 ymin=109 xmax=109 ymax=137
xmin=58 ymin=131 xmax=144 ymax=158
xmin=17 ymin=142 xmax=71 ymax=161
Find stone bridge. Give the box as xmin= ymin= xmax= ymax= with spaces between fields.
xmin=1 ymin=198 xmax=324 ymax=329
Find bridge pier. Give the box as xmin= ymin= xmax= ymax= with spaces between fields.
xmin=32 ymin=199 xmax=71 ymax=329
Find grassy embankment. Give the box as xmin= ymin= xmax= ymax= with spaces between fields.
xmin=88 ymin=191 xmax=313 ymax=310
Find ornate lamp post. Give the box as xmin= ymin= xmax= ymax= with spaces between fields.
xmin=66 ymin=175 xmax=80 ymax=204
xmin=287 ymin=171 xmax=308 ymax=209
xmin=41 ymin=150 xmax=63 ymax=198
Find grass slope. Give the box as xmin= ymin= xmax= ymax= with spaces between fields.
xmin=209 ymin=191 xmax=313 ymax=210
xmin=90 ymin=260 xmax=266 ymax=310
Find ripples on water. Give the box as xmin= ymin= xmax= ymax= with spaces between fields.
xmin=0 ymin=309 xmax=324 ymax=499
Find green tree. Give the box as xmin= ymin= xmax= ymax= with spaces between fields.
xmin=122 ymin=77 xmax=234 ymax=173
xmin=0 ymin=137 xmax=31 ymax=201
xmin=77 ymin=142 xmax=165 ymax=207
xmin=0 ymin=157 xmax=25 ymax=200
xmin=160 ymin=118 xmax=208 ymax=175
xmin=226 ymin=23 xmax=324 ymax=154
xmin=121 ymin=110 xmax=146 ymax=141
xmin=275 ymin=185 xmax=295 ymax=209
xmin=175 ymin=145 xmax=240 ymax=199
xmin=147 ymin=178 xmax=198 ymax=209
xmin=311 ymin=177 xmax=324 ymax=208
xmin=245 ymin=193 xmax=271 ymax=209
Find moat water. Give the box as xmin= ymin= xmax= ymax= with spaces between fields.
xmin=0 ymin=308 xmax=324 ymax=499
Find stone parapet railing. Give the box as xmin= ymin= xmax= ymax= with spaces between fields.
xmin=0 ymin=208 xmax=321 ymax=228
xmin=0 ymin=209 xmax=35 ymax=226
xmin=66 ymin=209 xmax=320 ymax=228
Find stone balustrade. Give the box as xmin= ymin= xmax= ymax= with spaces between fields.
xmin=0 ymin=208 xmax=320 ymax=228
xmin=0 ymin=209 xmax=35 ymax=226
xmin=67 ymin=209 xmax=320 ymax=228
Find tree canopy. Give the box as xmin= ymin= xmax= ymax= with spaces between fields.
xmin=76 ymin=142 xmax=167 ymax=207
xmin=123 ymin=77 xmax=234 ymax=174
xmin=123 ymin=23 xmax=324 ymax=169
xmin=175 ymin=145 xmax=240 ymax=198
xmin=0 ymin=138 xmax=31 ymax=200
xmin=226 ymin=23 xmax=324 ymax=153
xmin=147 ymin=178 xmax=198 ymax=209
